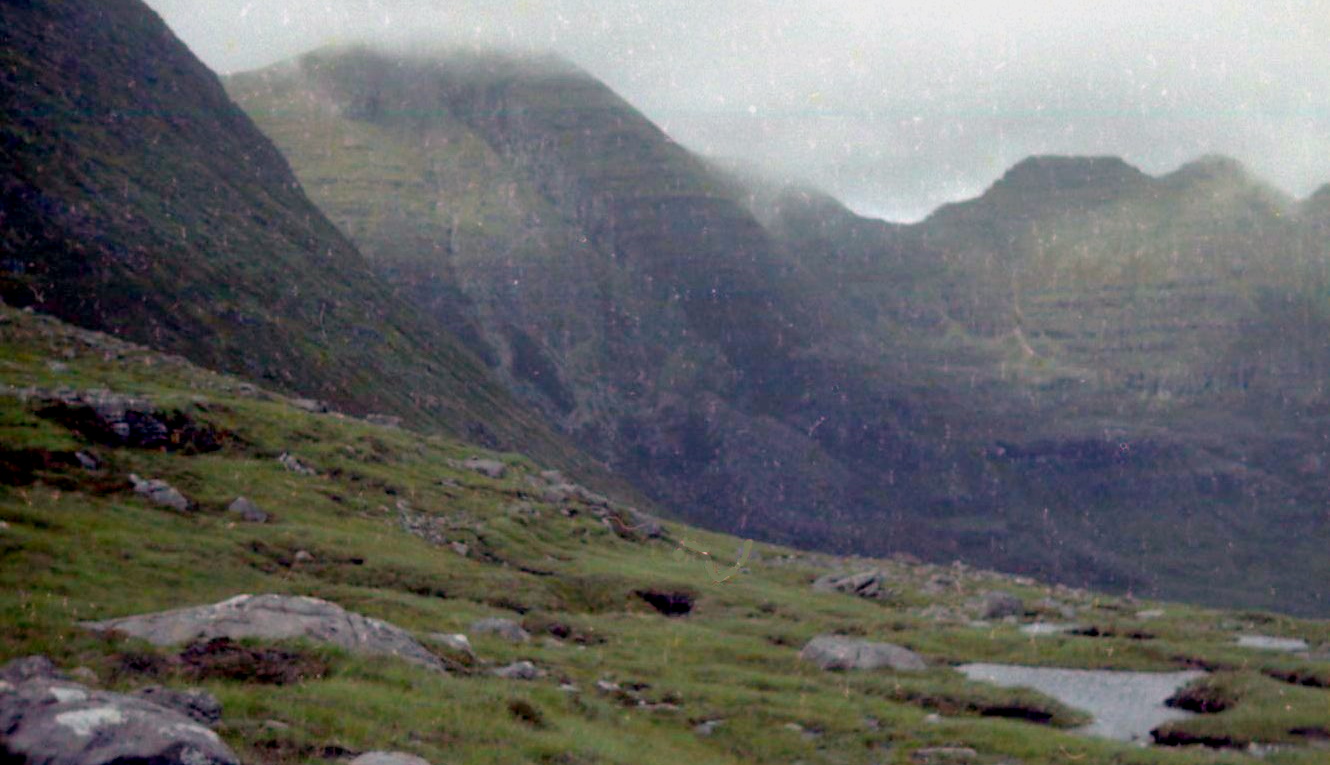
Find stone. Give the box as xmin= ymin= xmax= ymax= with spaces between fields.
xmin=132 ymin=685 xmax=222 ymax=726
xmin=68 ymin=667 xmax=98 ymax=684
xmin=812 ymin=569 xmax=890 ymax=599
xmin=978 ymin=591 xmax=1024 ymax=619
xmin=492 ymin=661 xmax=543 ymax=680
xmin=0 ymin=656 xmax=238 ymax=765
xmin=82 ymin=594 xmax=445 ymax=671
xmin=911 ymin=747 xmax=979 ymax=764
xmin=293 ymin=549 xmax=314 ymax=563
xmin=365 ymin=414 xmax=403 ymax=429
xmin=470 ymin=617 xmax=529 ymax=642
xmin=350 ymin=753 xmax=433 ymax=765
xmin=693 ymin=719 xmax=724 ymax=736
xmin=74 ymin=451 xmax=101 ymax=470
xmin=227 ymin=496 xmax=268 ymax=523
xmin=129 ymin=474 xmax=191 ymax=511
xmin=798 ymin=635 xmax=926 ymax=672
xmin=457 ymin=457 xmax=506 ymax=479
xmin=427 ymin=633 xmax=475 ymax=657
xmin=289 ymin=398 xmax=328 ymax=413
xmin=278 ymin=452 xmax=316 ymax=476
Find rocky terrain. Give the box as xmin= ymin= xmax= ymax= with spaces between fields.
xmin=5 ymin=302 xmax=1330 ymax=763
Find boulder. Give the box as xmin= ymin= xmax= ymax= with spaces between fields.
xmin=812 ymin=569 xmax=890 ymax=599
xmin=365 ymin=414 xmax=403 ymax=429
xmin=131 ymin=685 xmax=222 ymax=726
xmin=226 ymin=496 xmax=268 ymax=523
xmin=427 ymin=633 xmax=475 ymax=657
xmin=492 ymin=661 xmax=543 ymax=680
xmin=798 ymin=635 xmax=926 ymax=672
xmin=350 ymin=754 xmax=433 ymax=765
xmin=82 ymin=594 xmax=445 ymax=671
xmin=469 ymin=617 xmax=530 ymax=643
xmin=0 ymin=656 xmax=239 ymax=765
xmin=129 ymin=474 xmax=191 ymax=511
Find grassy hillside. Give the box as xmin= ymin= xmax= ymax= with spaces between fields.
xmin=0 ymin=0 xmax=615 ymax=491
xmin=6 ymin=302 xmax=1330 ymax=763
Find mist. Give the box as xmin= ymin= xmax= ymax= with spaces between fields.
xmin=144 ymin=0 xmax=1330 ymax=222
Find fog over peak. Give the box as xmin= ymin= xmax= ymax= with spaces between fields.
xmin=146 ymin=0 xmax=1330 ymax=222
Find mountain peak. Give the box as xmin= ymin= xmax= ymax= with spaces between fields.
xmin=993 ymin=155 xmax=1149 ymax=195
xmin=1164 ymin=154 xmax=1253 ymax=185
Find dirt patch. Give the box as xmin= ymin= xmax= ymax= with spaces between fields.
xmin=179 ymin=637 xmax=329 ymax=685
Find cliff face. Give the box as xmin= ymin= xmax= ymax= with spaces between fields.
xmin=0 ymin=0 xmax=611 ymax=485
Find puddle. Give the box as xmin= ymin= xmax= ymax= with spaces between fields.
xmin=957 ymin=663 xmax=1204 ymax=743
xmin=1019 ymin=622 xmax=1080 ymax=636
xmin=1236 ymin=635 xmax=1308 ymax=652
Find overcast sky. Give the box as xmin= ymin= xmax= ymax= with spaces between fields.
xmin=145 ymin=0 xmax=1330 ymax=222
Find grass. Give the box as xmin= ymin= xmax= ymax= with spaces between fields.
xmin=4 ymin=302 xmax=1330 ymax=764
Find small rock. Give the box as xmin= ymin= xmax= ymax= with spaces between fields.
xmin=278 ymin=452 xmax=316 ymax=476
xmin=457 ymin=457 xmax=506 ymax=479
xmin=693 ymin=719 xmax=724 ymax=737
xmin=0 ymin=655 xmax=59 ymax=683
xmin=594 ymin=679 xmax=621 ymax=693
xmin=350 ymin=753 xmax=433 ymax=765
xmin=227 ymin=497 xmax=269 ymax=523
xmin=129 ymin=474 xmax=191 ymax=511
xmin=492 ymin=661 xmax=543 ymax=680
xmin=1136 ymin=609 xmax=1166 ymax=620
xmin=428 ymin=633 xmax=475 ymax=657
xmin=293 ymin=550 xmax=314 ymax=563
xmin=0 ymin=520 xmax=9 ymax=531
xmin=911 ymin=747 xmax=979 ymax=764
xmin=812 ymin=569 xmax=890 ymax=599
xmin=470 ymin=617 xmax=530 ymax=643
xmin=132 ymin=685 xmax=223 ymax=726
xmin=449 ymin=541 xmax=470 ymax=557
xmin=289 ymin=398 xmax=328 ymax=414
xmin=74 ymin=451 xmax=100 ymax=470
xmin=47 ymin=361 xmax=68 ymax=373
xmin=924 ymin=713 xmax=942 ymax=725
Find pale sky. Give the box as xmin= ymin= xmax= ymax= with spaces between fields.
xmin=144 ymin=0 xmax=1330 ymax=222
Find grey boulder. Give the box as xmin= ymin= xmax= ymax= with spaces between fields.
xmin=799 ymin=635 xmax=926 ymax=672
xmin=492 ymin=661 xmax=544 ymax=680
xmin=226 ymin=496 xmax=268 ymax=523
xmin=129 ymin=474 xmax=191 ymax=511
xmin=470 ymin=617 xmax=530 ymax=643
xmin=456 ymin=457 xmax=506 ymax=479
xmin=82 ymin=594 xmax=444 ymax=671
xmin=0 ymin=656 xmax=239 ymax=765
xmin=977 ymin=591 xmax=1025 ymax=620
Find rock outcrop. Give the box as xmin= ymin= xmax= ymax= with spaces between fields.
xmin=82 ymin=594 xmax=444 ymax=671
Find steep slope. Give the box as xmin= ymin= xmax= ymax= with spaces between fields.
xmin=228 ymin=49 xmax=933 ymax=556
xmin=0 ymin=0 xmax=601 ymax=481
xmin=6 ymin=302 xmax=1330 ymax=763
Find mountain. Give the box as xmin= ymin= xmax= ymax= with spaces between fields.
xmin=227 ymin=48 xmax=917 ymax=555
xmin=227 ymin=47 xmax=1330 ymax=615
xmin=6 ymin=301 xmax=1330 ymax=763
xmin=0 ymin=0 xmax=611 ymax=485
